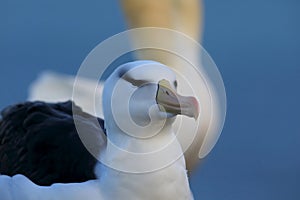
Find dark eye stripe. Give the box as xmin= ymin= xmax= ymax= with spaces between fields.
xmin=130 ymin=79 xmax=147 ymax=87
xmin=122 ymin=75 xmax=148 ymax=87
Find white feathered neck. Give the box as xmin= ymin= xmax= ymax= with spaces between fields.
xmin=96 ymin=122 xmax=193 ymax=200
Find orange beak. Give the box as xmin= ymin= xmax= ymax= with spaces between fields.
xmin=156 ymin=79 xmax=199 ymax=120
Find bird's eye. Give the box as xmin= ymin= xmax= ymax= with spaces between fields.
xmin=173 ymin=81 xmax=178 ymax=88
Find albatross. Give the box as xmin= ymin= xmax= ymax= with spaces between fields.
xmin=0 ymin=60 xmax=198 ymax=199
xmin=28 ymin=0 xmax=225 ymax=173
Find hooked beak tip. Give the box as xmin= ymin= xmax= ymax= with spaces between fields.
xmin=189 ymin=96 xmax=200 ymax=120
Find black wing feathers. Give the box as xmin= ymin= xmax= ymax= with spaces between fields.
xmin=0 ymin=101 xmax=105 ymax=186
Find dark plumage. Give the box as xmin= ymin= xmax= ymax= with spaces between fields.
xmin=0 ymin=101 xmax=105 ymax=186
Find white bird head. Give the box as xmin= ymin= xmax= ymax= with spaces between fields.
xmin=102 ymin=60 xmax=199 ymax=139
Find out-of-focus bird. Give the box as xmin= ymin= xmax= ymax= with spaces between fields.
xmin=120 ymin=0 xmax=215 ymax=171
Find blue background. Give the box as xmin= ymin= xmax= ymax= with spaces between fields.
xmin=1 ymin=0 xmax=299 ymax=199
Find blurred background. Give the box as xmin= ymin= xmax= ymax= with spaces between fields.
xmin=0 ymin=0 xmax=299 ymax=199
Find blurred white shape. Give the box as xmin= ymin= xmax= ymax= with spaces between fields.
xmin=28 ymin=71 xmax=104 ymax=119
